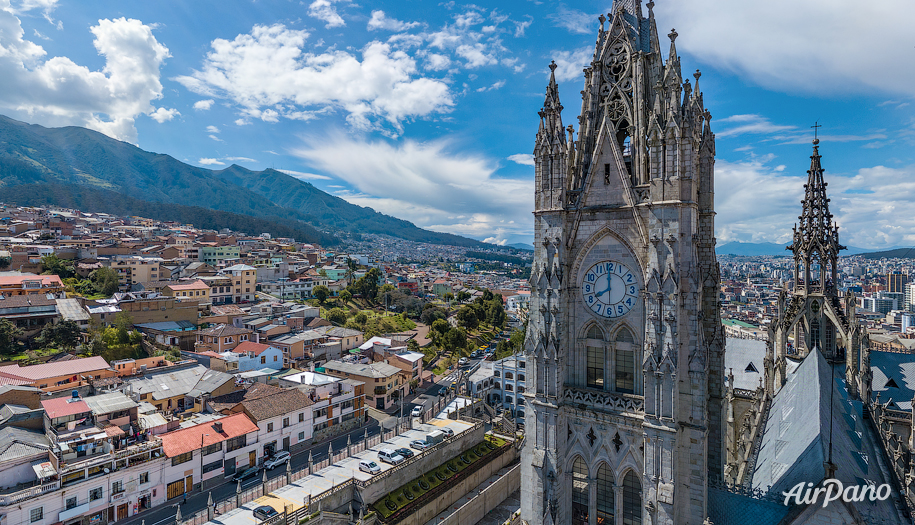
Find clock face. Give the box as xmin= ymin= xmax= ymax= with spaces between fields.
xmin=580 ymin=260 xmax=639 ymax=318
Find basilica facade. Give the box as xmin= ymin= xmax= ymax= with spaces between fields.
xmin=520 ymin=2 xmax=724 ymax=524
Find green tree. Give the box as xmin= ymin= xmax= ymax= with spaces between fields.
xmin=431 ymin=318 xmax=450 ymax=344
xmin=443 ymin=327 xmax=467 ymax=353
xmin=407 ymin=338 xmax=420 ymax=353
xmin=420 ymin=306 xmax=446 ymax=326
xmin=89 ymin=266 xmax=120 ymax=296
xmin=0 ymin=257 xmax=10 ymax=270
xmin=457 ymin=305 xmax=479 ymax=330
xmin=40 ymin=254 xmax=75 ymax=279
xmin=456 ymin=291 xmax=471 ymax=303
xmin=482 ymin=289 xmax=495 ymax=302
xmin=443 ymin=292 xmax=454 ymax=303
xmin=486 ymin=300 xmax=506 ymax=328
xmin=0 ymin=318 xmax=22 ymax=355
xmin=36 ymin=320 xmax=81 ymax=349
xmin=312 ymin=285 xmax=330 ymax=304
xmin=338 ymin=290 xmax=352 ymax=305
xmin=326 ymin=307 xmax=347 ymax=325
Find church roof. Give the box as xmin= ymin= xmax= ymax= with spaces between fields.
xmin=870 ymin=350 xmax=915 ymax=411
xmin=724 ymin=337 xmax=766 ymax=391
xmin=752 ymin=349 xmax=902 ymax=522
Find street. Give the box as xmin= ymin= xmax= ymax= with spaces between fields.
xmin=118 ymin=420 xmax=381 ymax=525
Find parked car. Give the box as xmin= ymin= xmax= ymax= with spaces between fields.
xmin=359 ymin=460 xmax=381 ymax=474
xmin=440 ymin=427 xmax=455 ymax=437
xmin=411 ymin=405 xmax=423 ymax=417
xmin=264 ymin=450 xmax=290 ymax=470
xmin=410 ymin=439 xmax=430 ymax=451
xmin=233 ymin=466 xmax=260 ymax=482
xmin=253 ymin=506 xmax=279 ymax=521
xmin=378 ymin=448 xmax=406 ymax=465
xmin=395 ymin=447 xmax=414 ymax=459
xmin=458 ymin=357 xmax=469 ymax=366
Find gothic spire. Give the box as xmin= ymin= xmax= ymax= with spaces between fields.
xmin=537 ymin=61 xmax=565 ymax=154
xmin=789 ymin=139 xmax=845 ymax=258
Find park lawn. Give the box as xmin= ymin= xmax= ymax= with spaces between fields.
xmin=372 ymin=436 xmax=504 ymax=518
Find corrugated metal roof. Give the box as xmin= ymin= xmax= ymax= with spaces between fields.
xmin=56 ymin=298 xmax=90 ymax=321
xmin=83 ymin=392 xmax=138 ymax=415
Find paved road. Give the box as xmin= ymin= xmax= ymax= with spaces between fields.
xmin=119 ymin=420 xmax=381 ymax=525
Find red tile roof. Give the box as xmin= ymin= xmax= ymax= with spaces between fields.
xmin=232 ymin=341 xmax=273 ymax=356
xmin=160 ymin=413 xmax=258 ymax=457
xmin=42 ymin=397 xmax=91 ymax=419
xmin=0 ymin=356 xmax=110 ymax=382
xmin=0 ymin=275 xmax=63 ymax=287
xmin=167 ymin=280 xmax=208 ymax=291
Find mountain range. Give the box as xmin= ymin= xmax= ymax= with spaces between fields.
xmin=717 ymin=241 xmax=894 ymax=257
xmin=0 ymin=115 xmax=492 ymax=248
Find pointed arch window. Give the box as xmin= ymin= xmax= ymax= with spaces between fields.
xmin=622 ymin=471 xmax=642 ymax=525
xmin=596 ymin=464 xmax=615 ymax=523
xmin=572 ymin=457 xmax=589 ymax=525
xmin=586 ymin=325 xmax=605 ymax=389
xmin=615 ymin=327 xmax=635 ymax=394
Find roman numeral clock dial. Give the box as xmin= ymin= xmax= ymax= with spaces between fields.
xmin=580 ymin=260 xmax=639 ymax=318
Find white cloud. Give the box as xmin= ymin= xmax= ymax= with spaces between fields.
xmin=484 ymin=236 xmax=508 ymax=246
xmin=308 ymin=0 xmax=345 ymax=29
xmin=193 ymin=99 xmax=214 ymax=110
xmin=550 ymin=46 xmax=591 ymax=83
xmin=175 ymin=24 xmax=454 ymax=132
xmin=208 ymin=134 xmax=222 ymax=142
xmin=148 ymin=107 xmax=179 ymax=123
xmin=547 ymin=5 xmax=595 ymax=35
xmin=0 ymin=13 xmax=170 ymax=143
xmin=291 ymin=134 xmax=532 ymax=240
xmin=456 ymin=43 xmax=497 ymax=68
xmin=234 ymin=118 xmax=249 ymax=126
xmin=206 ymin=125 xmax=219 ymax=133
xmin=513 ymin=16 xmax=533 ymax=37
xmin=198 ymin=158 xmax=225 ymax=166
xmin=226 ymin=156 xmax=256 ymax=163
xmin=277 ymin=169 xmax=331 ymax=181
xmin=716 ymin=114 xmax=796 ymax=138
xmin=367 ymin=10 xmax=419 ymax=32
xmin=663 ymin=0 xmax=915 ymax=97
xmin=507 ymin=153 xmax=534 ymax=166
xmin=476 ymin=80 xmax=505 ymax=92
xmin=422 ymin=52 xmax=451 ymax=71
xmin=714 ymin=154 xmax=915 ymax=249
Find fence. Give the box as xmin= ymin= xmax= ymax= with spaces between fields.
xmin=177 ymin=419 xmax=482 ymax=525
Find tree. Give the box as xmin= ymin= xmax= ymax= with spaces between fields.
xmin=0 ymin=257 xmax=9 ymax=270
xmin=0 ymin=318 xmax=22 ymax=355
xmin=89 ymin=267 xmax=120 ymax=296
xmin=338 ymin=290 xmax=352 ymax=305
xmin=345 ymin=257 xmax=359 ymax=286
xmin=326 ymin=307 xmax=347 ymax=325
xmin=457 ymin=305 xmax=479 ymax=330
xmin=486 ymin=300 xmax=506 ymax=328
xmin=40 ymin=254 xmax=75 ymax=279
xmin=353 ymin=311 xmax=369 ymax=327
xmin=36 ymin=320 xmax=81 ymax=349
xmin=431 ymin=319 xmax=450 ymax=340
xmin=443 ymin=292 xmax=454 ymax=303
xmin=456 ymin=291 xmax=471 ymax=304
xmin=443 ymin=327 xmax=467 ymax=353
xmin=312 ymin=285 xmax=330 ymax=304
xmin=407 ymin=338 xmax=420 ymax=353
xmin=482 ymin=289 xmax=495 ymax=302
xmin=420 ymin=307 xmax=446 ymax=326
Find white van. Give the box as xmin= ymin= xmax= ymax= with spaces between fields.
xmin=378 ymin=448 xmax=405 ymax=465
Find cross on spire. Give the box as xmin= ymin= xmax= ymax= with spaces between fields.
xmin=811 ymin=121 xmax=822 ymax=144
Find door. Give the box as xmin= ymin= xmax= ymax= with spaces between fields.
xmin=167 ymin=480 xmax=185 ymax=499
xmin=249 ymin=451 xmax=256 ymax=468
xmin=283 ymin=437 xmax=290 ymax=451
xmin=117 ymin=503 xmax=128 ymax=521
xmin=224 ymin=457 xmax=236 ymax=476
xmin=185 ymin=475 xmax=193 ymax=494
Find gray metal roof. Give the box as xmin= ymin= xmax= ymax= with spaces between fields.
xmin=128 ymin=365 xmax=232 ymax=400
xmin=0 ymin=427 xmax=49 ymax=462
xmin=724 ymin=338 xmax=766 ymax=391
xmin=870 ymin=350 xmax=915 ymax=411
xmin=57 ymin=298 xmax=90 ymax=322
xmin=83 ymin=392 xmax=138 ymax=415
xmin=752 ymin=350 xmax=904 ymax=522
xmin=188 ymin=368 xmax=235 ymax=398
xmin=322 ymin=360 xmax=401 ymax=378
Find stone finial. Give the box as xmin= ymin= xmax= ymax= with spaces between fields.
xmin=599 ymin=14 xmax=606 ymax=26
xmin=669 ymin=29 xmax=678 ymax=42
xmin=549 ymin=60 xmax=558 ymax=73
xmin=694 ymin=69 xmax=702 ymax=82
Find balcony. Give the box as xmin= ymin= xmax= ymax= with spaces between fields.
xmin=562 ymin=386 xmax=644 ymax=415
xmin=0 ymin=480 xmax=61 ymax=506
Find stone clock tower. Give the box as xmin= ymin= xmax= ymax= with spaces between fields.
xmin=520 ymin=2 xmax=724 ymax=525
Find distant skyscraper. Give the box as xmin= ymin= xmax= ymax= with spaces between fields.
xmin=888 ymin=271 xmax=908 ymax=294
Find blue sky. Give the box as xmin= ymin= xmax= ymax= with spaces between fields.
xmin=1 ymin=0 xmax=913 ymax=249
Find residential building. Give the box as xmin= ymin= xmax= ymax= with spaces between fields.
xmin=160 ymin=413 xmax=260 ymax=495
xmin=490 ymin=355 xmax=526 ymax=422
xmin=126 ymin=365 xmax=236 ymax=413
xmin=198 ymin=246 xmax=240 ymax=266
xmin=888 ymin=271 xmax=909 ymax=294
xmin=0 ymin=356 xmax=113 ymax=393
xmin=0 ymin=273 xmax=64 ymax=296
xmin=321 ymin=360 xmax=405 ymax=410
xmin=0 ymin=293 xmax=60 ymax=334
xmin=195 ymin=324 xmax=254 ymax=353
xmin=162 ymin=280 xmax=210 ymax=305
xmin=311 ymin=326 xmax=364 ymax=352
xmin=209 ymin=383 xmax=314 ymax=456
xmin=431 ymin=279 xmax=453 ymax=297
xmin=221 ymin=264 xmax=256 ymax=303
xmin=279 ymin=371 xmax=365 ymax=441
xmin=199 ymin=276 xmax=233 ymax=305
xmin=88 ymin=292 xmax=198 ymax=326
xmin=209 ymin=341 xmax=284 ymax=373
xmin=109 ymin=257 xmax=162 ymax=291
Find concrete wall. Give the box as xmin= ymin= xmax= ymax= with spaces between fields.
xmin=359 ymin=423 xmax=486 ymax=504
xmin=439 ymin=464 xmax=520 ymax=525
xmin=398 ymin=445 xmax=518 ymax=525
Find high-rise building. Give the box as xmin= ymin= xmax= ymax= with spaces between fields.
xmin=520 ymin=2 xmax=723 ymax=524
xmin=888 ymin=271 xmax=909 ymax=294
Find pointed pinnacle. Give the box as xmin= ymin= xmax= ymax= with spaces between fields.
xmin=549 ymin=60 xmax=557 ymax=73
xmin=669 ymin=29 xmax=678 ymax=42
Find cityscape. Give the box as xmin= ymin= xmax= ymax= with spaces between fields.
xmin=0 ymin=1 xmax=913 ymax=525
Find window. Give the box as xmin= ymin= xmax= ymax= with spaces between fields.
xmin=572 ymin=458 xmax=589 ymax=525
xmin=299 ymin=413 xmax=304 ymax=423
xmin=226 ymin=435 xmax=246 ymax=452
xmin=30 ymin=507 xmax=43 ymax=523
xmin=506 ymin=396 xmax=513 ymax=404
xmin=267 ymin=422 xmax=275 ymax=432
xmin=519 ymin=361 xmax=525 ymax=369
xmin=622 ymin=471 xmax=642 ymax=525
xmin=615 ymin=328 xmax=635 ymax=394
xmin=90 ymin=487 xmax=103 ymax=502
xmin=597 ymin=464 xmax=615 ymax=523
xmin=261 ymin=356 xmax=266 ymax=364
xmin=202 ymin=443 xmax=222 ymax=456
xmin=203 ymin=460 xmax=222 ymax=474
xmin=298 ymin=432 xmax=305 ymax=440
xmin=172 ymin=452 xmax=193 ymax=466
xmin=283 ymin=417 xmax=290 ymax=428
xmin=112 ymin=480 xmax=124 ymax=494
xmin=518 ymin=374 xmax=525 ymax=382
xmin=140 ymin=472 xmax=149 ymax=484
xmin=587 ymin=344 xmax=604 ymax=389
xmin=274 ymin=355 xmax=278 ymax=362
xmin=494 ymin=370 xmax=500 ymax=377
xmin=505 ymin=372 xmax=513 ymax=380
xmin=505 ymin=384 xmax=513 ymax=391
xmin=66 ymin=496 xmax=77 ymax=509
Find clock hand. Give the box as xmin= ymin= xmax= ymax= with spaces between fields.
xmin=595 ymin=278 xmax=612 ymax=298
